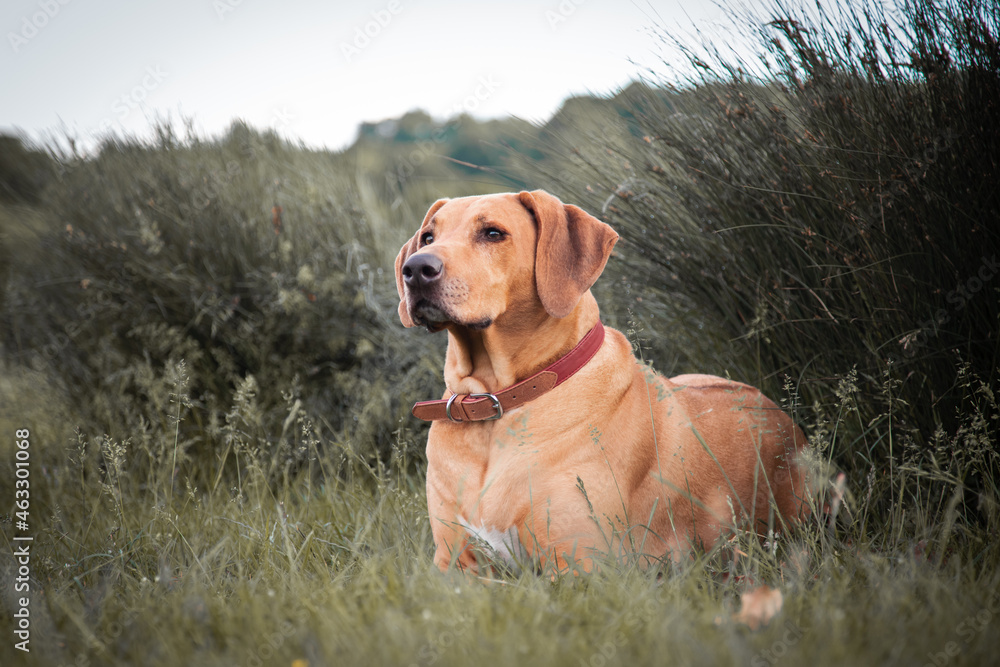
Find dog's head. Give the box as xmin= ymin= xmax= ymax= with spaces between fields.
xmin=394 ymin=190 xmax=619 ymax=331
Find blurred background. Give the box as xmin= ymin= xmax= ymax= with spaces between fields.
xmin=1 ymin=0 xmax=732 ymax=151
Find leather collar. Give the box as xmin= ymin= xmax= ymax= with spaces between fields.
xmin=412 ymin=321 xmax=605 ymax=422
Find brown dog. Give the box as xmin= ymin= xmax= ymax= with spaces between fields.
xmin=395 ymin=190 xmax=810 ymax=573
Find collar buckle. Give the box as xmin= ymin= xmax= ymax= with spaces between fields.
xmin=445 ymin=392 xmax=503 ymax=422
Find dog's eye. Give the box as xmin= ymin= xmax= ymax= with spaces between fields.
xmin=420 ymin=232 xmax=434 ymax=246
xmin=483 ymin=228 xmax=506 ymax=242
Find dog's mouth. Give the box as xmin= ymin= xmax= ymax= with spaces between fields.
xmin=411 ymin=298 xmax=492 ymax=332
xmin=412 ymin=299 xmax=451 ymax=332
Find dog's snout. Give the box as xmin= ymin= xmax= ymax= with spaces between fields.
xmin=402 ymin=253 xmax=443 ymax=289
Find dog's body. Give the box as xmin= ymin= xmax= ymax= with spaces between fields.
xmin=395 ymin=190 xmax=810 ymax=573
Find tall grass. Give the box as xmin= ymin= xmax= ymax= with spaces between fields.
xmin=1 ymin=368 xmax=998 ymax=666
xmin=509 ymin=0 xmax=999 ymax=529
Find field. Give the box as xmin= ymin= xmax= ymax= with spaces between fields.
xmin=1 ymin=0 xmax=999 ymax=665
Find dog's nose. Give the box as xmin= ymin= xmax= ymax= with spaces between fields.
xmin=402 ymin=253 xmax=443 ymax=288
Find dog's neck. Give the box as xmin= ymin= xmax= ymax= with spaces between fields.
xmin=442 ymin=293 xmax=601 ymax=395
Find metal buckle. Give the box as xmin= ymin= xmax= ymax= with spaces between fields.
xmin=468 ymin=393 xmax=503 ymax=421
xmin=445 ymin=393 xmax=503 ymax=422
xmin=445 ymin=394 xmax=464 ymax=423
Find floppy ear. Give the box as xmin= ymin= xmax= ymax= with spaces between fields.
xmin=518 ymin=190 xmax=619 ymax=318
xmin=394 ymin=198 xmax=449 ymax=327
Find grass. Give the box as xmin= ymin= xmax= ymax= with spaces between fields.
xmin=1 ymin=365 xmax=998 ymax=666
xmin=508 ymin=0 xmax=999 ymax=528
xmin=1 ymin=0 xmax=999 ymax=664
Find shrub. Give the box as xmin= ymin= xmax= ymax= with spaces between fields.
xmin=508 ymin=0 xmax=999 ymax=524
xmin=0 ymin=122 xmax=447 ymax=484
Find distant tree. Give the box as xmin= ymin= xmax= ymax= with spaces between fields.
xmin=0 ymin=134 xmax=56 ymax=204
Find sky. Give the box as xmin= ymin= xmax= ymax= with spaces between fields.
xmin=1 ymin=0 xmax=740 ymax=152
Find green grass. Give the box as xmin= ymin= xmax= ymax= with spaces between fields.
xmin=1 ymin=0 xmax=999 ymax=664
xmin=1 ymin=364 xmax=998 ymax=666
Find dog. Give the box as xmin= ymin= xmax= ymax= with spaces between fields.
xmin=395 ymin=190 xmax=811 ymax=573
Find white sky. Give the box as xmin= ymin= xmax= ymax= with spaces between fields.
xmin=1 ymin=0 xmax=739 ymax=151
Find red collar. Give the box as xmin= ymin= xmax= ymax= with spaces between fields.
xmin=412 ymin=321 xmax=605 ymax=422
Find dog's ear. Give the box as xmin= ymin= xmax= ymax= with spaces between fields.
xmin=394 ymin=198 xmax=449 ymax=327
xmin=518 ymin=190 xmax=619 ymax=318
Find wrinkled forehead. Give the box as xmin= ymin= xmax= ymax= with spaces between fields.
xmin=424 ymin=193 xmax=533 ymax=232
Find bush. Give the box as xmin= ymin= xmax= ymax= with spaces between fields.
xmin=509 ymin=0 xmax=999 ymax=525
xmin=0 ymin=122 xmax=448 ymax=484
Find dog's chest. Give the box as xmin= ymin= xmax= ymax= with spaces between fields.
xmin=458 ymin=436 xmax=541 ymax=560
xmin=457 ymin=517 xmax=526 ymax=564
xmin=432 ymin=410 xmax=604 ymax=564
